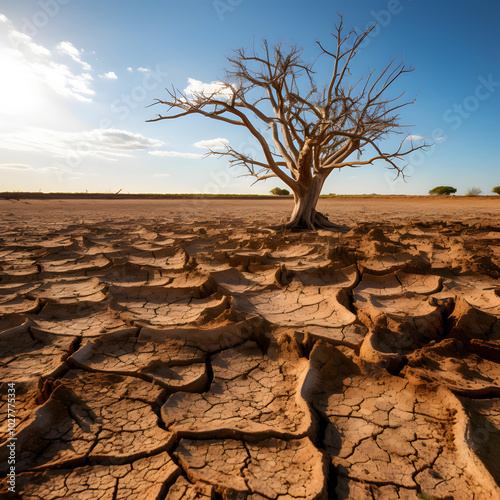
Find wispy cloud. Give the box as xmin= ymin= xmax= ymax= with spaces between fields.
xmin=56 ymin=41 xmax=92 ymax=70
xmin=98 ymin=129 xmax=164 ymax=151
xmin=154 ymin=173 xmax=171 ymax=177
xmin=2 ymin=15 xmax=50 ymax=57
xmin=405 ymin=134 xmax=424 ymax=141
xmin=0 ymin=163 xmax=33 ymax=171
xmin=149 ymin=137 xmax=230 ymax=159
xmin=99 ymin=71 xmax=118 ymax=80
xmin=0 ymin=128 xmax=165 ymax=161
xmin=193 ymin=137 xmax=229 ymax=150
xmin=149 ymin=150 xmax=203 ymax=159
xmin=127 ymin=66 xmax=133 ymax=72
xmin=0 ymin=163 xmax=82 ymax=176
xmin=137 ymin=67 xmax=150 ymax=73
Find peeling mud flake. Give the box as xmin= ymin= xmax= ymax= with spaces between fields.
xmin=39 ymin=253 xmax=111 ymax=273
xmin=0 ymin=328 xmax=75 ymax=385
xmin=9 ymin=451 xmax=179 ymax=499
xmin=458 ymin=397 xmax=500 ymax=484
xmin=292 ymin=263 xmax=359 ymax=288
xmin=110 ymin=285 xmax=227 ymax=327
xmin=306 ymin=341 xmax=500 ymax=499
xmin=162 ymin=341 xmax=313 ymax=439
xmin=127 ymin=246 xmax=189 ymax=270
xmin=0 ymin=382 xmax=42 ymax=444
xmin=2 ymin=370 xmax=175 ymax=472
xmin=293 ymin=322 xmax=368 ymax=348
xmin=0 ymin=295 xmax=40 ymax=315
xmin=28 ymin=301 xmax=132 ymax=337
xmin=69 ymin=329 xmax=208 ymax=391
xmin=175 ymin=437 xmax=327 ymax=499
xmin=403 ymin=338 xmax=500 ymax=395
xmin=447 ymin=296 xmax=500 ymax=342
xmin=27 ymin=276 xmax=106 ymax=303
xmin=90 ymin=262 xmax=169 ymax=286
xmin=211 ymin=266 xmax=278 ymax=294
xmin=165 ymin=476 xmax=215 ymax=500
xmin=233 ymin=282 xmax=356 ymax=328
xmin=139 ymin=318 xmax=256 ymax=353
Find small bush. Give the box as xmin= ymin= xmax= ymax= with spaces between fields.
xmin=465 ymin=187 xmax=482 ymax=196
xmin=492 ymin=186 xmax=500 ymax=195
xmin=270 ymin=187 xmax=290 ymax=196
xmin=428 ymin=186 xmax=457 ymax=196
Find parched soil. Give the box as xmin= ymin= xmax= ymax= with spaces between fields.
xmin=0 ymin=197 xmax=500 ymax=499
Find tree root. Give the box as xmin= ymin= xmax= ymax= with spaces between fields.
xmin=313 ymin=211 xmax=348 ymax=230
xmin=270 ymin=210 xmax=348 ymax=231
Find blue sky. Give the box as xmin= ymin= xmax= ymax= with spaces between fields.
xmin=0 ymin=0 xmax=499 ymax=195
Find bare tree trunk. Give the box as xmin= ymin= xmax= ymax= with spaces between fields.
xmin=284 ymin=175 xmax=339 ymax=230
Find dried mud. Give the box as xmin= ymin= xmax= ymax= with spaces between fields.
xmin=1 ymin=198 xmax=500 ymax=499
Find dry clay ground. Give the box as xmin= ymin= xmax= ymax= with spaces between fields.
xmin=0 ymin=197 xmax=500 ymax=499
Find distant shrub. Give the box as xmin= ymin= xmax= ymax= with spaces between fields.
xmin=465 ymin=187 xmax=482 ymax=196
xmin=270 ymin=187 xmax=290 ymax=196
xmin=492 ymin=186 xmax=500 ymax=195
xmin=428 ymin=186 xmax=457 ymax=196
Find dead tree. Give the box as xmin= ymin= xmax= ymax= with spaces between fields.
xmin=148 ymin=17 xmax=425 ymax=229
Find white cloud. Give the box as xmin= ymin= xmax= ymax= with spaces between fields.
xmin=127 ymin=67 xmax=133 ymax=72
xmin=40 ymin=63 xmax=94 ymax=102
xmin=0 ymin=128 xmax=165 ymax=161
xmin=154 ymin=173 xmax=171 ymax=177
xmin=0 ymin=19 xmax=95 ymax=105
xmin=0 ymin=163 xmax=33 ymax=171
xmin=97 ymin=129 xmax=164 ymax=151
xmin=149 ymin=150 xmax=204 ymax=159
xmin=184 ymin=78 xmax=235 ymax=99
xmin=138 ymin=67 xmax=150 ymax=73
xmin=149 ymin=137 xmax=229 ymax=160
xmin=39 ymin=165 xmax=82 ymax=175
xmin=405 ymin=134 xmax=424 ymax=141
xmin=193 ymin=137 xmax=229 ymax=150
xmin=56 ymin=41 xmax=92 ymax=71
xmin=99 ymin=71 xmax=118 ymax=80
xmin=435 ymin=137 xmax=445 ymax=142
xmin=4 ymin=16 xmax=50 ymax=57
xmin=0 ymin=163 xmax=81 ymax=176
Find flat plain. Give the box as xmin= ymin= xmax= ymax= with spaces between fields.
xmin=1 ymin=196 xmax=499 ymax=499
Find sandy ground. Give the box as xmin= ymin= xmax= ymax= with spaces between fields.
xmin=0 ymin=197 xmax=499 ymax=499
xmin=1 ymin=196 xmax=499 ymax=227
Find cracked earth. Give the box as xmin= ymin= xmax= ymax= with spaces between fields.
xmin=1 ymin=197 xmax=500 ymax=499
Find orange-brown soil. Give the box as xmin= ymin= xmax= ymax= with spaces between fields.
xmin=0 ymin=197 xmax=499 ymax=499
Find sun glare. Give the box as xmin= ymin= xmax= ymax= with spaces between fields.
xmin=0 ymin=51 xmax=46 ymax=117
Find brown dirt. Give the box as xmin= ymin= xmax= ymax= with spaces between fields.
xmin=0 ymin=197 xmax=499 ymax=499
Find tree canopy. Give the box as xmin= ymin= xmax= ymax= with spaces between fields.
xmin=149 ymin=16 xmax=424 ymax=228
xmin=429 ymin=186 xmax=457 ymax=196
